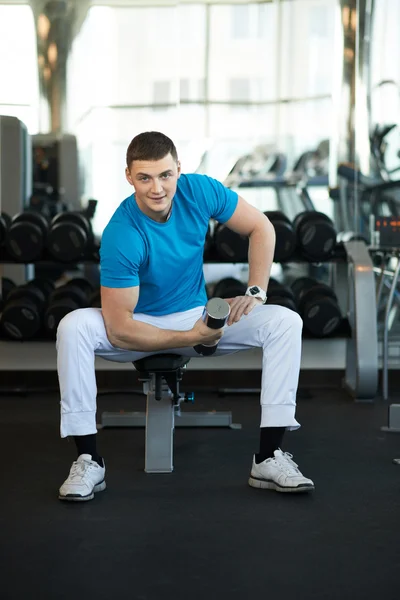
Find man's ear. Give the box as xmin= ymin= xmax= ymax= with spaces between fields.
xmin=125 ymin=167 xmax=133 ymax=186
xmin=177 ymin=160 xmax=182 ymax=177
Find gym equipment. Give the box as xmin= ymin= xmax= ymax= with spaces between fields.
xmin=370 ymin=123 xmax=400 ymax=181
xmin=0 ymin=116 xmax=31 ymax=219
xmin=101 ymin=354 xmax=239 ymax=473
xmin=193 ymin=297 xmax=230 ymax=356
xmin=32 ymin=133 xmax=80 ymax=211
xmin=46 ymin=211 xmax=94 ymax=262
xmin=91 ymin=239 xmax=101 ymax=262
xmin=214 ymin=223 xmax=248 ymax=262
xmin=292 ymin=140 xmax=329 ymax=187
xmin=293 ymin=211 xmax=336 ymax=262
xmin=374 ymin=247 xmax=400 ymax=407
xmin=264 ymin=211 xmax=296 ymax=262
xmin=337 ymin=231 xmax=368 ymax=243
xmin=213 ymin=277 xmax=246 ymax=298
xmin=0 ymin=213 xmax=11 ymax=247
xmin=5 ymin=212 xmax=48 ymax=261
xmin=266 ymin=279 xmax=297 ymax=312
xmin=224 ymin=145 xmax=287 ymax=188
xmin=0 ymin=278 xmax=54 ymax=340
xmin=0 ymin=277 xmax=16 ymax=311
xmin=291 ymin=277 xmax=342 ymax=337
xmin=44 ymin=278 xmax=94 ymax=337
xmin=89 ymin=288 xmax=101 ymax=308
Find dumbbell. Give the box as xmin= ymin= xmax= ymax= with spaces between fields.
xmin=0 ymin=213 xmax=11 ymax=247
xmin=293 ymin=211 xmax=336 ymax=261
xmin=0 ymin=278 xmax=54 ymax=340
xmin=213 ymin=277 xmax=246 ymax=298
xmin=0 ymin=277 xmax=16 ymax=311
xmin=44 ymin=278 xmax=94 ymax=337
xmin=5 ymin=212 xmax=48 ymax=261
xmin=193 ymin=297 xmax=230 ymax=356
xmin=47 ymin=212 xmax=94 ymax=262
xmin=91 ymin=239 xmax=101 ymax=262
xmin=214 ymin=223 xmax=248 ymax=262
xmin=264 ymin=211 xmax=297 ymax=262
xmin=89 ymin=288 xmax=101 ymax=308
xmin=266 ymin=279 xmax=297 ymax=312
xmin=291 ymin=277 xmax=342 ymax=337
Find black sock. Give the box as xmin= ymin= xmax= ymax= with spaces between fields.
xmin=255 ymin=427 xmax=285 ymax=464
xmin=73 ymin=434 xmax=103 ymax=467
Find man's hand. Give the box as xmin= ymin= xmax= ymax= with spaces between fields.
xmin=190 ymin=317 xmax=224 ymax=346
xmin=224 ymin=296 xmax=264 ymax=326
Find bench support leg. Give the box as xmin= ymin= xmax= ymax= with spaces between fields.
xmin=144 ymin=378 xmax=174 ymax=473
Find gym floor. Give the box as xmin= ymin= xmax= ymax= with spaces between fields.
xmin=0 ymin=381 xmax=399 ymax=600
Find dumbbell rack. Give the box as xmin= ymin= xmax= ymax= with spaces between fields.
xmin=334 ymin=240 xmax=378 ymax=400
xmin=0 ymin=237 xmax=379 ymax=402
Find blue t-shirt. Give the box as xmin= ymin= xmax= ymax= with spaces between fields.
xmin=100 ymin=173 xmax=238 ymax=315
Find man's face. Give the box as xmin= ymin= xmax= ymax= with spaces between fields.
xmin=125 ymin=153 xmax=181 ymax=222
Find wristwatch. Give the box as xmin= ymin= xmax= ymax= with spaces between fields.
xmin=245 ymin=285 xmax=267 ymax=303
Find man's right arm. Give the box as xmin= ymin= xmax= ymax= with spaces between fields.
xmin=101 ymin=286 xmax=223 ymax=352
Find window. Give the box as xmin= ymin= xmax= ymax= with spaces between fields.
xmin=229 ymin=79 xmax=251 ymax=102
xmin=209 ymin=4 xmax=278 ymax=102
xmin=66 ymin=1 xmax=339 ymax=236
xmin=257 ymin=3 xmax=274 ymax=38
xmin=0 ymin=5 xmax=39 ymax=132
xmin=153 ymin=81 xmax=172 ymax=105
xmin=232 ymin=5 xmax=250 ymax=39
xmin=180 ymin=78 xmax=206 ymax=102
xmin=180 ymin=79 xmax=190 ymax=101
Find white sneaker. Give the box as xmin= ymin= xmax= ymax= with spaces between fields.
xmin=59 ymin=454 xmax=106 ymax=502
xmin=248 ymin=449 xmax=314 ymax=493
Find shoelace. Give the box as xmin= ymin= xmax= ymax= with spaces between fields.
xmin=274 ymin=452 xmax=301 ymax=476
xmin=69 ymin=459 xmax=95 ymax=482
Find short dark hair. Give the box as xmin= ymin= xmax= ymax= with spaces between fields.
xmin=126 ymin=131 xmax=178 ymax=168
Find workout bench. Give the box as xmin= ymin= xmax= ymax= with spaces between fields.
xmin=101 ymin=353 xmax=239 ymax=473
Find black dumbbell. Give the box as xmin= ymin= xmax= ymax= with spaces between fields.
xmin=89 ymin=288 xmax=101 ymax=308
xmin=214 ymin=223 xmax=248 ymax=262
xmin=0 ymin=278 xmax=54 ymax=340
xmin=213 ymin=277 xmax=247 ymax=298
xmin=5 ymin=212 xmax=48 ymax=261
xmin=264 ymin=211 xmax=297 ymax=262
xmin=266 ymin=279 xmax=297 ymax=312
xmin=44 ymin=278 xmax=94 ymax=337
xmin=293 ymin=211 xmax=336 ymax=261
xmin=0 ymin=277 xmax=16 ymax=311
xmin=291 ymin=277 xmax=342 ymax=337
xmin=47 ymin=212 xmax=94 ymax=262
xmin=0 ymin=213 xmax=11 ymax=247
xmin=91 ymin=238 xmax=101 ymax=262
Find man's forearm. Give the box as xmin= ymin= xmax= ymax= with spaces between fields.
xmin=247 ymin=221 xmax=276 ymax=289
xmin=107 ymin=318 xmax=195 ymax=352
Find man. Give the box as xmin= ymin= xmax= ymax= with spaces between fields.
xmin=57 ymin=131 xmax=314 ymax=502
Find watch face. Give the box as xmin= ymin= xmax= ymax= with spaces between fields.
xmin=249 ymin=286 xmax=260 ymax=295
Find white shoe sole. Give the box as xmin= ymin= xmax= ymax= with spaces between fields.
xmin=59 ymin=480 xmax=107 ymax=502
xmin=248 ymin=476 xmax=314 ymax=493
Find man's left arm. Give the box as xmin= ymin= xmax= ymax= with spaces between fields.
xmin=221 ymin=195 xmax=276 ymax=325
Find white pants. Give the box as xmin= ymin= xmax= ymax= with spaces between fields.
xmin=56 ymin=304 xmax=303 ymax=438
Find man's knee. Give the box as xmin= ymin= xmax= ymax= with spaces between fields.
xmin=56 ymin=307 xmax=104 ymax=345
xmin=267 ymin=305 xmax=303 ymax=334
